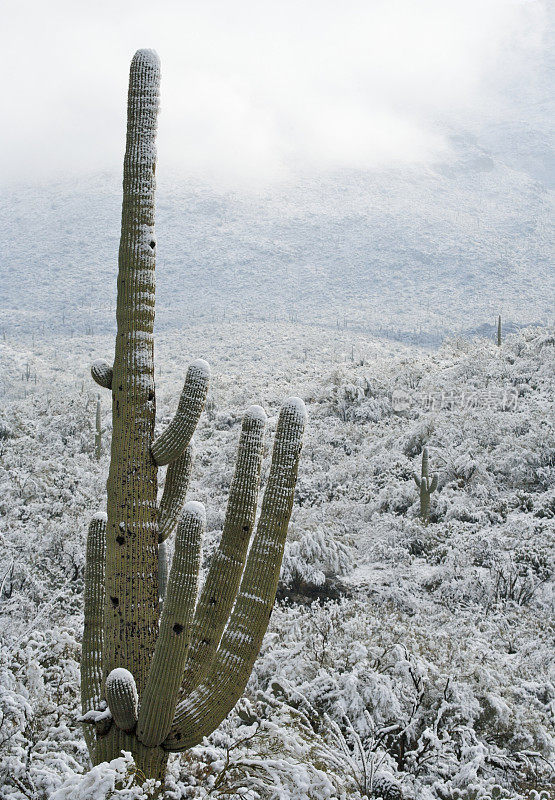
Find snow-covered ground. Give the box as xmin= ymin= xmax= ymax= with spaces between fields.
xmin=0 ymin=321 xmax=553 ymax=799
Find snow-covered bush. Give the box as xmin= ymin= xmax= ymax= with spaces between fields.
xmin=1 ymin=326 xmax=553 ymax=798
xmin=279 ymin=524 xmax=353 ymax=603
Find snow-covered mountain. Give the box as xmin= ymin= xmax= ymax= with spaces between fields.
xmin=1 ymin=131 xmax=552 ymax=347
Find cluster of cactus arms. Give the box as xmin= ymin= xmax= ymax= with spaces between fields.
xmin=413 ymin=447 xmax=438 ymax=524
xmin=80 ymin=50 xmax=306 ymax=789
xmin=497 ymin=314 xmax=502 ymax=347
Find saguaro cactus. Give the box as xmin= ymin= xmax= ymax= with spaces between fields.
xmin=497 ymin=315 xmax=502 ymax=347
xmin=413 ymin=447 xmax=438 ymax=524
xmin=80 ymin=50 xmax=306 ymax=788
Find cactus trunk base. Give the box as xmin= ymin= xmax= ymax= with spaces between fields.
xmin=95 ymin=729 xmax=169 ymax=793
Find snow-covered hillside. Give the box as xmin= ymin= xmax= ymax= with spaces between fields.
xmin=0 ymin=323 xmax=553 ymax=799
xmin=1 ymin=127 xmax=553 ymax=346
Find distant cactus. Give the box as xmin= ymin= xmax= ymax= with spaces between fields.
xmin=497 ymin=315 xmax=502 ymax=347
xmin=81 ymin=50 xmax=306 ymax=791
xmin=413 ymin=447 xmax=438 ymax=524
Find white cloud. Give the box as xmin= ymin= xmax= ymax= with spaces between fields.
xmin=2 ymin=0 xmax=547 ymax=187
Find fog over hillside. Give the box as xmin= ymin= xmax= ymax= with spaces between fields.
xmin=1 ymin=127 xmax=553 ymax=346
xmin=1 ymin=1 xmax=553 ymax=347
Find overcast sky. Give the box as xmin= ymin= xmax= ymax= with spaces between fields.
xmin=3 ymin=0 xmax=548 ymax=187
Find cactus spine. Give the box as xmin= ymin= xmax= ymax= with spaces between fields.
xmin=413 ymin=447 xmax=438 ymax=524
xmin=81 ymin=50 xmax=306 ymax=789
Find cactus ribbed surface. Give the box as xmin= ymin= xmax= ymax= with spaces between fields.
xmin=81 ymin=513 xmax=106 ymax=751
xmin=103 ymin=48 xmax=160 ymax=704
xmin=137 ymin=502 xmax=204 ymax=747
xmin=167 ymin=398 xmax=306 ymax=751
xmin=80 ymin=50 xmax=306 ymax=790
xmin=180 ymin=404 xmax=266 ymax=696
xmin=151 ymin=360 xmax=210 ymax=466
xmin=413 ymin=447 xmax=438 ymax=524
xmin=157 ymin=443 xmax=194 ymax=543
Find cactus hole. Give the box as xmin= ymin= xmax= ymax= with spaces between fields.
xmin=149 ymin=240 xmax=156 ymax=249
xmin=242 ymin=525 xmax=249 ymax=532
xmin=209 ymin=597 xmax=217 ymax=605
xmin=116 ymin=535 xmax=125 ymax=545
xmin=110 ymin=596 xmax=119 ymax=607
xmin=173 ymin=623 xmax=184 ymax=635
xmin=148 ymin=389 xmax=154 ymax=401
xmin=201 ymin=638 xmax=211 ymax=645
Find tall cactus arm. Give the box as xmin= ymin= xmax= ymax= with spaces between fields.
xmin=428 ymin=474 xmax=438 ymax=493
xmin=81 ymin=513 xmax=107 ymax=750
xmin=151 ymin=360 xmax=210 ymax=466
xmin=179 ymin=405 xmax=266 ymax=697
xmin=105 ymin=668 xmax=138 ymax=733
xmin=165 ymin=397 xmax=306 ymax=752
xmin=91 ymin=360 xmax=113 ymax=390
xmin=137 ymin=502 xmax=204 ymax=747
xmin=157 ymin=443 xmax=195 ymax=543
xmin=104 ymin=48 xmax=160 ymax=695
xmin=413 ymin=473 xmax=421 ymax=488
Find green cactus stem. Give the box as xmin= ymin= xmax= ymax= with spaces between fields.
xmin=151 ymin=361 xmax=210 ymax=466
xmin=81 ymin=513 xmax=106 ymax=751
xmin=103 ymin=49 xmax=161 ymax=700
xmin=137 ymin=502 xmax=204 ymax=747
xmin=180 ymin=405 xmax=266 ymax=697
xmin=413 ymin=446 xmax=438 ymax=524
xmin=81 ymin=50 xmax=306 ymax=790
xmin=105 ymin=668 xmax=139 ymax=733
xmin=157 ymin=443 xmax=194 ymax=543
xmin=166 ymin=398 xmax=306 ymax=751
